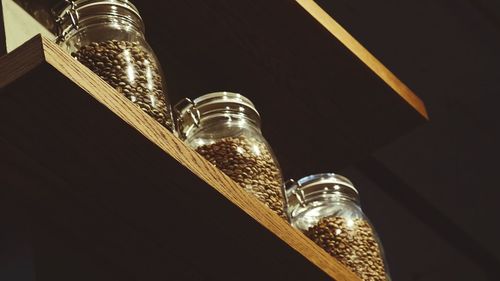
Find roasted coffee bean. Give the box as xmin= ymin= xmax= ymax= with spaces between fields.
xmin=196 ymin=136 xmax=286 ymax=218
xmin=72 ymin=40 xmax=173 ymax=130
xmin=306 ymin=216 xmax=388 ymax=281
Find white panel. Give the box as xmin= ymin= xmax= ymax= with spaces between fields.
xmin=2 ymin=0 xmax=54 ymax=52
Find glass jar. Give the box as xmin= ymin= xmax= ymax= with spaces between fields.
xmin=175 ymin=92 xmax=286 ymax=218
xmin=53 ymin=0 xmax=174 ymax=130
xmin=285 ymin=173 xmax=391 ymax=281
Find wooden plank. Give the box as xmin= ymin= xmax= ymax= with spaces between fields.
xmin=296 ymin=0 xmax=427 ymax=119
xmin=0 ymin=30 xmax=44 ymax=87
xmin=0 ymin=35 xmax=360 ymax=281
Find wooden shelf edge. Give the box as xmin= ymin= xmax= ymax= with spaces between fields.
xmin=0 ymin=34 xmax=361 ymax=281
xmin=296 ymin=0 xmax=428 ymax=120
xmin=0 ymin=34 xmax=45 ymax=88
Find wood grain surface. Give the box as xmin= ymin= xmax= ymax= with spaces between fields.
xmin=0 ymin=35 xmax=361 ymax=280
xmin=296 ymin=0 xmax=428 ymax=120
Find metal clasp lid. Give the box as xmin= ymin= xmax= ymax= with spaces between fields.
xmin=53 ymin=0 xmax=80 ymax=43
xmin=284 ymin=179 xmax=307 ymax=208
xmin=174 ymin=98 xmax=201 ymax=139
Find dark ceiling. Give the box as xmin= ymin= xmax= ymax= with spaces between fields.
xmin=316 ymin=0 xmax=500 ymax=280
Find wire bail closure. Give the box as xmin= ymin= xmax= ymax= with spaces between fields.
xmin=284 ymin=179 xmax=307 ymax=208
xmin=54 ymin=0 xmax=80 ymax=43
xmin=174 ymin=98 xmax=201 ymax=139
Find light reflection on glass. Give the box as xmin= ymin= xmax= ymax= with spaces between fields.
xmin=150 ymin=94 xmax=157 ymax=107
xmin=236 ymin=146 xmax=245 ymax=154
xmin=144 ymin=60 xmax=154 ymax=91
xmin=195 ymin=139 xmax=206 ymax=147
xmin=251 ymin=144 xmax=261 ymax=156
xmin=123 ymin=50 xmax=135 ymax=82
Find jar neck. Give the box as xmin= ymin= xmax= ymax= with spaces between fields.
xmin=175 ymin=93 xmax=262 ymax=140
xmin=287 ymin=191 xmax=363 ymax=225
xmin=202 ymin=111 xmax=260 ymax=128
xmin=285 ymin=173 xmax=361 ymax=214
xmin=66 ymin=15 xmax=145 ymax=40
xmin=183 ymin=111 xmax=261 ymax=140
xmin=320 ymin=192 xmax=359 ymax=206
xmin=54 ymin=0 xmax=145 ymax=43
xmin=290 ymin=190 xmax=360 ymax=210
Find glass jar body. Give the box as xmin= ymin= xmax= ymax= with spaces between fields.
xmin=184 ymin=114 xmax=286 ymax=219
xmin=59 ymin=16 xmax=174 ymax=130
xmin=287 ymin=176 xmax=391 ymax=281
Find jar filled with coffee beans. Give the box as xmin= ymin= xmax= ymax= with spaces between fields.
xmin=53 ymin=0 xmax=174 ymax=130
xmin=285 ymin=173 xmax=391 ymax=281
xmin=175 ymin=92 xmax=286 ymax=218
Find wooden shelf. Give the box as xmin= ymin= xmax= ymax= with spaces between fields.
xmin=1 ymin=1 xmax=428 ymax=280
xmin=0 ymin=35 xmax=362 ymax=281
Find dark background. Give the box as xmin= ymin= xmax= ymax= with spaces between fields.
xmin=317 ymin=0 xmax=500 ymax=280
xmin=2 ymin=0 xmax=500 ymax=280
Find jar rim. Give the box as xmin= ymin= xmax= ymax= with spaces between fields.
xmin=192 ymin=91 xmax=259 ymax=116
xmin=53 ymin=0 xmax=143 ymax=42
xmin=285 ymin=173 xmax=360 ymax=209
xmin=296 ymin=173 xmax=356 ymax=191
xmin=174 ymin=91 xmax=261 ymax=139
xmin=55 ymin=0 xmax=142 ymax=19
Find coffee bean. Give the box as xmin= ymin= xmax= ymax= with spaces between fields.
xmin=72 ymin=40 xmax=173 ymax=130
xmin=196 ymin=136 xmax=286 ymax=218
xmin=306 ymin=216 xmax=389 ymax=281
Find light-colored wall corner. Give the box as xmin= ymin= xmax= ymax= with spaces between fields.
xmin=2 ymin=0 xmax=54 ymax=53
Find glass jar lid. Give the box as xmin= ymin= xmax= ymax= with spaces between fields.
xmin=174 ymin=91 xmax=261 ymax=139
xmin=53 ymin=0 xmax=143 ymax=42
xmin=284 ymin=173 xmax=360 ymax=208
